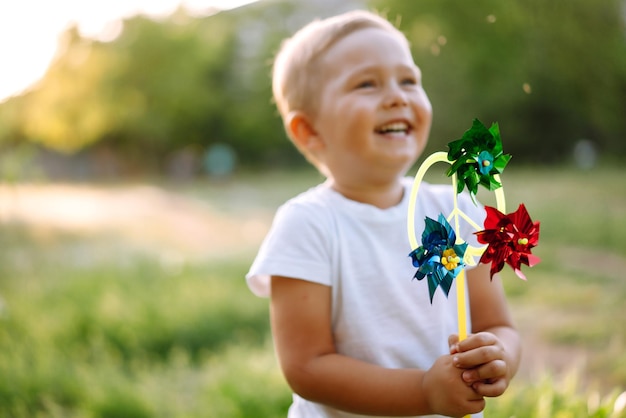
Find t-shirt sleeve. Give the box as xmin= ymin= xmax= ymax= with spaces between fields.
xmin=246 ymin=200 xmax=333 ymax=297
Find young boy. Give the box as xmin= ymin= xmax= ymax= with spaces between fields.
xmin=247 ymin=9 xmax=521 ymax=418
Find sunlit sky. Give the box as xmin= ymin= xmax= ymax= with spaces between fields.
xmin=0 ymin=0 xmax=258 ymax=102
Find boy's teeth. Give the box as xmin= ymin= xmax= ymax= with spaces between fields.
xmin=377 ymin=122 xmax=408 ymax=133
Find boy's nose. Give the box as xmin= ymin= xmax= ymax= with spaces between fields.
xmin=382 ymin=83 xmax=408 ymax=108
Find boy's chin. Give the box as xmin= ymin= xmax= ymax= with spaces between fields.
xmin=378 ymin=160 xmax=418 ymax=181
xmin=390 ymin=152 xmax=421 ymax=171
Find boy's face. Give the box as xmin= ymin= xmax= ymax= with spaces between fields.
xmin=311 ymin=27 xmax=432 ymax=186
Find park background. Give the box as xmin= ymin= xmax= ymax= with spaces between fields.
xmin=0 ymin=0 xmax=625 ymax=416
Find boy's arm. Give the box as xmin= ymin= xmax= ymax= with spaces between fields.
xmin=451 ymin=263 xmax=522 ymax=397
xmin=270 ymin=275 xmax=486 ymax=417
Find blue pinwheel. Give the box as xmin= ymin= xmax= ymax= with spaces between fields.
xmin=409 ymin=214 xmax=468 ymax=303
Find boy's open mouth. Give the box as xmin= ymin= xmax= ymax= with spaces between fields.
xmin=375 ymin=121 xmax=410 ymax=136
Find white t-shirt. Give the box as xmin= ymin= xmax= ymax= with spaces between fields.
xmin=247 ymin=177 xmax=486 ymax=418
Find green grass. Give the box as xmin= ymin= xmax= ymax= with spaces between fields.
xmin=487 ymin=370 xmax=626 ymax=417
xmin=0 ymin=165 xmax=625 ymax=417
xmin=0 ymin=226 xmax=289 ymax=417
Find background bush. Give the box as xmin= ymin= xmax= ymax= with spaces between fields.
xmin=0 ymin=0 xmax=624 ymax=176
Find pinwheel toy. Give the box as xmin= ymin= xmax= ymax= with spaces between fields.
xmin=409 ymin=214 xmax=468 ymax=303
xmin=407 ymin=119 xmax=540 ymax=416
xmin=475 ymin=203 xmax=540 ymax=280
xmin=446 ymin=118 xmax=511 ymax=199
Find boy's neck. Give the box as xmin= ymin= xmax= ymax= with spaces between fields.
xmin=329 ymin=178 xmax=405 ymax=209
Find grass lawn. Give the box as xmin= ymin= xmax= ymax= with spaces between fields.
xmin=0 ymin=165 xmax=625 ymax=417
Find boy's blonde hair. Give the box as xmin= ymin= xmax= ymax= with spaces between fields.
xmin=272 ymin=10 xmax=407 ymax=165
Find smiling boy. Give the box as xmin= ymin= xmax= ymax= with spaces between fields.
xmin=247 ymin=10 xmax=521 ymax=418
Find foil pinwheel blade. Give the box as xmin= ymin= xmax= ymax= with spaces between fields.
xmin=475 ymin=204 xmax=541 ymax=280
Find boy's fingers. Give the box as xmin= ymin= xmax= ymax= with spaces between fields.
xmin=448 ymin=334 xmax=460 ymax=353
xmin=448 ymin=334 xmax=459 ymax=346
xmin=453 ymin=345 xmax=503 ymax=369
xmin=471 ymin=378 xmax=508 ymax=398
xmin=456 ymin=332 xmax=496 ymax=352
xmin=461 ymin=359 xmax=507 ymax=383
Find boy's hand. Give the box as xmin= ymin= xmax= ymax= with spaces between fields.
xmin=448 ymin=333 xmax=510 ymax=397
xmin=422 ymin=354 xmax=486 ymax=417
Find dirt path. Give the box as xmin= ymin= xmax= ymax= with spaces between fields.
xmin=0 ymin=183 xmax=271 ymax=259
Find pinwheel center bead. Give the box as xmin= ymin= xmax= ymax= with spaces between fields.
xmin=477 ymin=150 xmax=495 ymax=175
xmin=517 ymin=237 xmax=529 ymax=245
xmin=441 ymin=248 xmax=461 ymax=270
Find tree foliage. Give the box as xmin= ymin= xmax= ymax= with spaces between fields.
xmin=0 ymin=5 xmax=287 ymax=171
xmin=373 ymin=0 xmax=626 ymax=161
xmin=0 ymin=0 xmax=624 ymax=174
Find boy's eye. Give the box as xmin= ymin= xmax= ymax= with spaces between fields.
xmin=401 ymin=77 xmax=417 ymax=86
xmin=355 ymin=80 xmax=375 ymax=89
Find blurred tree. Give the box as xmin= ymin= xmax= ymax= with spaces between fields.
xmin=0 ymin=0 xmax=624 ymax=175
xmin=213 ymin=2 xmax=295 ymax=165
xmin=101 ymin=11 xmax=240 ymax=167
xmin=371 ymin=0 xmax=626 ymax=161
xmin=18 ymin=26 xmax=113 ymax=153
xmin=1 ymin=9 xmax=241 ymax=171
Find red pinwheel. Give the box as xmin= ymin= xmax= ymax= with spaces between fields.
xmin=475 ymin=204 xmax=540 ymax=280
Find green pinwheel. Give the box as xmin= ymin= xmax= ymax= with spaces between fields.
xmin=446 ymin=118 xmax=511 ymax=197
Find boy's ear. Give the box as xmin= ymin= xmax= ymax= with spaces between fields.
xmin=286 ymin=111 xmax=324 ymax=151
